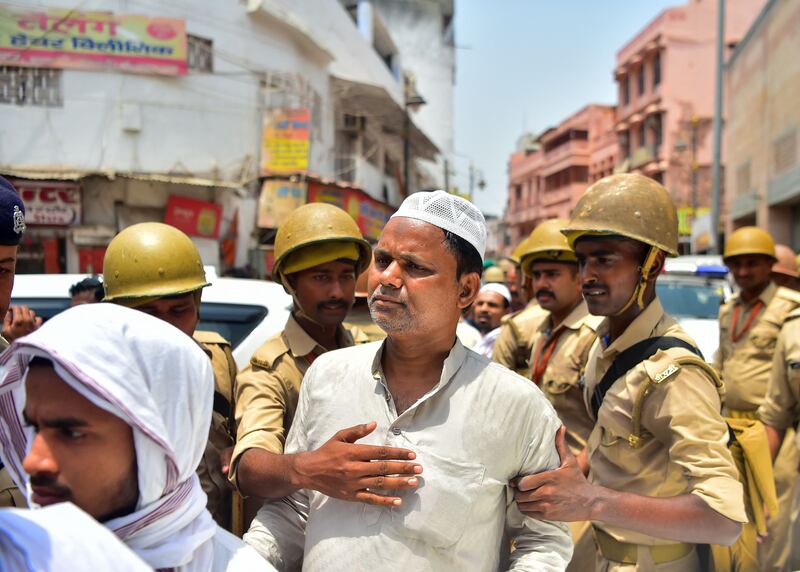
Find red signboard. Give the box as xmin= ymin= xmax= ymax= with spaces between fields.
xmin=13 ymin=180 xmax=81 ymax=226
xmin=164 ymin=195 xmax=221 ymax=239
xmin=306 ymin=182 xmax=393 ymax=241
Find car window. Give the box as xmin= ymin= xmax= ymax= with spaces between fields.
xmin=9 ymin=298 xmax=70 ymax=321
xmin=9 ymin=297 xmax=267 ymax=350
xmin=198 ymin=302 xmax=268 ymax=349
xmin=656 ymin=278 xmax=725 ymax=320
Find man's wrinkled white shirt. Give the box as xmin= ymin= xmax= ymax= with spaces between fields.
xmin=245 ymin=339 xmax=572 ymax=571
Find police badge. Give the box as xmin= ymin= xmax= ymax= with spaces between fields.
xmin=12 ymin=205 xmax=25 ymax=235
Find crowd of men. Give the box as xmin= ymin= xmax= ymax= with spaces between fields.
xmin=0 ymin=172 xmax=799 ymax=571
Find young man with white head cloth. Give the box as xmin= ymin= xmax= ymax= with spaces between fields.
xmin=0 ymin=502 xmax=152 ymax=572
xmin=245 ymin=191 xmax=572 ymax=571
xmin=0 ymin=303 xmax=275 ymax=572
xmin=472 ymin=282 xmax=512 ymax=358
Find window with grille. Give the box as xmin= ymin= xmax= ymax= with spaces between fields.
xmin=0 ymin=66 xmax=62 ymax=107
xmin=187 ymin=34 xmax=213 ymax=72
xmin=773 ymin=129 xmax=797 ymax=175
xmin=653 ymin=51 xmax=661 ymax=88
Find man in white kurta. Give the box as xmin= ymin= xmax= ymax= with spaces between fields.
xmin=245 ymin=190 xmax=572 ymax=571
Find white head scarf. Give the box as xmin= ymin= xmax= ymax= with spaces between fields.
xmin=478 ymin=283 xmax=512 ymax=305
xmin=0 ymin=303 xmax=217 ymax=571
xmin=0 ymin=502 xmax=152 ymax=572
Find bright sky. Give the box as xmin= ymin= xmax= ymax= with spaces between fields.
xmin=453 ymin=0 xmax=677 ymax=217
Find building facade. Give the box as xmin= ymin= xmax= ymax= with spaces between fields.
xmin=725 ymin=0 xmax=800 ymax=249
xmin=0 ymin=0 xmax=442 ymax=274
xmin=504 ymin=105 xmax=616 ymax=252
xmin=613 ymin=0 xmax=764 ymax=248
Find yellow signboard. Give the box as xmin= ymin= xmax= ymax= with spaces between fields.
xmin=677 ymin=207 xmax=710 ymax=236
xmin=257 ymin=180 xmax=307 ymax=228
xmin=0 ymin=5 xmax=187 ymax=75
xmin=260 ymin=108 xmax=311 ymax=175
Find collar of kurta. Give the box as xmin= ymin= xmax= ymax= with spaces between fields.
xmin=733 ymin=280 xmax=776 ymax=308
xmin=370 ymin=335 xmax=468 ymax=393
xmin=283 ymin=313 xmax=352 ymax=358
xmin=597 ymin=297 xmax=665 ymax=357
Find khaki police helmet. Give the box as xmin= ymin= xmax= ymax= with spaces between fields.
xmin=520 ymin=219 xmax=576 ymax=277
xmin=723 ymin=226 xmax=776 ymax=262
xmin=103 ymin=222 xmax=209 ymax=302
xmin=273 ymin=202 xmax=372 ymax=288
xmin=562 ymin=173 xmax=679 ymax=256
xmin=483 ymin=265 xmax=505 ymax=283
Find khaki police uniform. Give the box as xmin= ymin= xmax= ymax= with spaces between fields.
xmin=344 ymin=311 xmax=386 ymax=343
xmin=585 ymin=299 xmax=747 ymax=571
xmin=527 ymin=301 xmax=601 ymax=572
xmin=715 ymin=282 xmax=800 ymax=571
xmin=758 ymin=308 xmax=800 ymax=572
xmin=230 ymin=315 xmax=366 ymax=484
xmin=0 ymin=333 xmax=25 ymax=508
xmin=492 ymin=301 xmax=547 ymax=377
xmin=193 ymin=330 xmax=237 ymax=531
xmin=530 ymin=300 xmax=602 ymax=454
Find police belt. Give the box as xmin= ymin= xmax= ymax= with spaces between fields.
xmin=592 ymin=526 xmax=693 ymax=565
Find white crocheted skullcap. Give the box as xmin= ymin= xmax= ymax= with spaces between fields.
xmin=390 ymin=190 xmax=486 ymax=261
xmin=479 ymin=282 xmax=511 ymax=304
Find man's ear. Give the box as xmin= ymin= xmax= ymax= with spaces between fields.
xmin=457 ymin=272 xmax=481 ymax=310
xmin=646 ymin=251 xmax=666 ymax=282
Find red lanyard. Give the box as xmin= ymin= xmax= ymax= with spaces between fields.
xmin=531 ymin=326 xmax=567 ymax=385
xmin=730 ymin=300 xmax=764 ymax=343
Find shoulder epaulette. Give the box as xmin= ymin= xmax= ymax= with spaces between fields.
xmin=250 ymin=333 xmax=289 ymax=370
xmin=775 ymin=286 xmax=800 ymax=306
xmin=193 ymin=330 xmax=231 ymax=347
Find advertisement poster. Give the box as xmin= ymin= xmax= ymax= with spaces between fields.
xmin=0 ymin=5 xmax=187 ymax=75
xmin=260 ymin=108 xmax=311 ymax=175
xmin=164 ymin=195 xmax=221 ymax=239
xmin=306 ymin=182 xmax=393 ymax=241
xmin=257 ymin=180 xmax=307 ymax=228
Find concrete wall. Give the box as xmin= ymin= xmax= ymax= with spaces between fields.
xmin=725 ymin=0 xmax=800 ymax=248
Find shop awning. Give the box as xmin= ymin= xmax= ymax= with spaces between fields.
xmin=0 ymin=166 xmax=252 ymax=189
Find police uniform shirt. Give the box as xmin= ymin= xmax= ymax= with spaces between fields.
xmin=529 ymin=300 xmax=602 ymax=453
xmin=192 ymin=331 xmax=237 ymax=529
xmin=715 ymin=282 xmax=800 ymax=414
xmin=584 ymin=298 xmax=747 ymax=545
xmin=229 ymin=314 xmax=364 ymax=486
xmin=491 ymin=302 xmax=548 ymax=377
xmin=758 ymin=308 xmax=800 ymax=431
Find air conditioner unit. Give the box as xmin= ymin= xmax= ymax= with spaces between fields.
xmin=339 ymin=114 xmax=366 ymax=133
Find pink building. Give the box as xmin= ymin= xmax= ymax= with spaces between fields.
xmin=505 ymin=104 xmax=616 ymax=251
xmin=613 ymin=0 xmax=764 ymax=247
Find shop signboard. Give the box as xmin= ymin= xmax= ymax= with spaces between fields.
xmin=306 ymin=182 xmax=393 ymax=241
xmin=260 ymin=108 xmax=311 ymax=175
xmin=0 ymin=5 xmax=187 ymax=75
xmin=15 ymin=180 xmax=81 ymax=226
xmin=257 ymin=180 xmax=307 ymax=228
xmin=164 ymin=195 xmax=221 ymax=239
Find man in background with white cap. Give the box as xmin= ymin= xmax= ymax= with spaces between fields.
xmin=245 ymin=190 xmax=571 ymax=571
xmin=473 ymin=282 xmax=512 ymax=357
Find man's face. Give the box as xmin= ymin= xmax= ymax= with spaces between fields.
xmin=530 ymin=261 xmax=581 ymax=315
xmin=368 ymin=218 xmax=477 ymax=337
xmin=473 ymin=290 xmax=508 ymax=334
xmin=70 ymin=290 xmax=97 ymax=307
xmin=726 ymin=254 xmax=774 ymax=294
xmin=0 ymin=244 xmax=17 ymax=321
xmin=505 ymin=265 xmax=523 ymax=309
xmin=291 ymin=260 xmax=357 ymax=327
xmin=135 ymin=292 xmax=199 ymax=337
xmin=22 ymin=363 xmax=138 ymax=522
xmin=575 ymin=238 xmax=644 ymax=317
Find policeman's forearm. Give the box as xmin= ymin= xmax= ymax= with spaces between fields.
xmin=590 ymin=488 xmax=741 ymax=546
xmin=237 ymin=448 xmax=300 ymax=499
xmin=764 ymin=424 xmax=786 ymax=462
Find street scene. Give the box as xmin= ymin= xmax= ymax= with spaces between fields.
xmin=0 ymin=0 xmax=799 ymax=571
